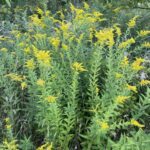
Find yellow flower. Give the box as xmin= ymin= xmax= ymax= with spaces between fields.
xmin=114 ymin=26 xmax=122 ymax=36
xmin=46 ymin=96 xmax=57 ymax=103
xmin=24 ymin=47 xmax=30 ymax=53
xmin=142 ymin=42 xmax=150 ymax=48
xmin=131 ymin=119 xmax=144 ymax=128
xmin=37 ymin=79 xmax=45 ymax=87
xmin=72 ymin=62 xmax=86 ymax=72
xmin=62 ymin=44 xmax=68 ymax=50
xmin=116 ymin=96 xmax=130 ymax=104
xmin=126 ymin=84 xmax=137 ymax=93
xmin=35 ymin=50 xmax=50 ymax=65
xmin=25 ymin=59 xmax=35 ymax=70
xmin=60 ymin=22 xmax=70 ymax=32
xmin=37 ymin=142 xmax=52 ymax=150
xmin=21 ymin=82 xmax=27 ymax=90
xmin=93 ymin=11 xmax=103 ymax=17
xmin=115 ymin=73 xmax=123 ymax=79
xmin=0 ymin=48 xmax=8 ymax=52
xmin=100 ymin=122 xmax=109 ymax=130
xmin=5 ymin=124 xmax=12 ymax=129
xmin=118 ymin=38 xmax=135 ymax=49
xmin=95 ymin=28 xmax=114 ymax=47
xmin=83 ymin=2 xmax=89 ymax=10
xmin=3 ymin=139 xmax=19 ymax=150
xmin=138 ymin=30 xmax=150 ymax=37
xmin=49 ymin=37 xmax=60 ymax=49
xmin=120 ymin=56 xmax=129 ymax=67
xmin=4 ymin=118 xmax=10 ymax=123
xmin=5 ymin=73 xmax=24 ymax=82
xmin=131 ymin=58 xmax=145 ymax=71
xmin=140 ymin=80 xmax=150 ymax=86
xmin=127 ymin=16 xmax=138 ymax=28
xmin=37 ymin=7 xmax=44 ymax=16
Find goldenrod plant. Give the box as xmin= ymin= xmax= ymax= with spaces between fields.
xmin=0 ymin=2 xmax=150 ymax=150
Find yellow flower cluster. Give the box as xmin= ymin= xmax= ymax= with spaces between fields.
xmin=100 ymin=122 xmax=109 ymax=130
xmin=49 ymin=37 xmax=60 ymax=49
xmin=127 ymin=16 xmax=138 ymax=28
xmin=140 ymin=80 xmax=150 ymax=86
xmin=138 ymin=30 xmax=150 ymax=37
xmin=21 ymin=82 xmax=27 ymax=90
xmin=131 ymin=119 xmax=144 ymax=128
xmin=37 ymin=79 xmax=45 ymax=87
xmin=3 ymin=139 xmax=19 ymax=150
xmin=116 ymin=96 xmax=130 ymax=104
xmin=35 ymin=50 xmax=51 ymax=65
xmin=131 ymin=57 xmax=145 ymax=71
xmin=46 ymin=96 xmax=57 ymax=103
xmin=25 ymin=59 xmax=35 ymax=70
xmin=0 ymin=47 xmax=8 ymax=52
xmin=115 ymin=73 xmax=123 ymax=79
xmin=118 ymin=38 xmax=135 ymax=49
xmin=72 ymin=62 xmax=86 ymax=72
xmin=126 ymin=84 xmax=137 ymax=93
xmin=37 ymin=142 xmax=52 ymax=150
xmin=142 ymin=42 xmax=150 ymax=48
xmin=95 ymin=28 xmax=114 ymax=47
xmin=120 ymin=56 xmax=129 ymax=67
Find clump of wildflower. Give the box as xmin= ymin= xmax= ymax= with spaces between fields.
xmin=113 ymin=25 xmax=122 ymax=36
xmin=138 ymin=30 xmax=150 ymax=37
xmin=37 ymin=79 xmax=45 ymax=87
xmin=35 ymin=50 xmax=50 ymax=65
xmin=115 ymin=73 xmax=123 ymax=79
xmin=5 ymin=73 xmax=24 ymax=82
xmin=118 ymin=38 xmax=135 ymax=49
xmin=139 ymin=80 xmax=150 ymax=86
xmin=72 ymin=62 xmax=86 ymax=72
xmin=120 ymin=56 xmax=129 ymax=67
xmin=126 ymin=84 xmax=137 ymax=93
xmin=21 ymin=82 xmax=27 ymax=90
xmin=59 ymin=22 xmax=70 ymax=32
xmin=83 ymin=2 xmax=89 ymax=10
xmin=46 ymin=96 xmax=57 ymax=103
xmin=142 ymin=42 xmax=150 ymax=48
xmin=25 ymin=59 xmax=35 ymax=70
xmin=127 ymin=16 xmax=138 ymax=28
xmin=49 ymin=37 xmax=60 ymax=49
xmin=95 ymin=28 xmax=114 ymax=47
xmin=116 ymin=96 xmax=130 ymax=104
xmin=100 ymin=122 xmax=109 ymax=130
xmin=131 ymin=57 xmax=145 ymax=71
xmin=37 ymin=7 xmax=44 ymax=16
xmin=131 ymin=119 xmax=145 ymax=128
xmin=62 ymin=44 xmax=68 ymax=50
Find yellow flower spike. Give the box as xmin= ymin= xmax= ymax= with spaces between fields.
xmin=25 ymin=59 xmax=35 ymax=70
xmin=113 ymin=24 xmax=122 ymax=36
xmin=35 ymin=50 xmax=51 ymax=65
xmin=142 ymin=42 xmax=150 ymax=48
xmin=115 ymin=73 xmax=123 ymax=79
xmin=127 ymin=16 xmax=138 ymax=28
xmin=126 ymin=84 xmax=137 ymax=93
xmin=4 ymin=118 xmax=10 ymax=123
xmin=83 ymin=2 xmax=89 ymax=10
xmin=131 ymin=119 xmax=145 ymax=128
xmin=118 ymin=38 xmax=135 ymax=49
xmin=100 ymin=122 xmax=109 ymax=130
xmin=140 ymin=80 xmax=150 ymax=86
xmin=116 ymin=96 xmax=130 ymax=104
xmin=49 ymin=37 xmax=60 ymax=49
xmin=120 ymin=56 xmax=129 ymax=67
xmin=46 ymin=96 xmax=57 ymax=103
xmin=24 ymin=47 xmax=30 ymax=53
xmin=21 ymin=82 xmax=27 ymax=90
xmin=72 ymin=62 xmax=87 ymax=72
xmin=37 ymin=7 xmax=44 ymax=16
xmin=131 ymin=57 xmax=145 ymax=71
xmin=62 ymin=44 xmax=68 ymax=51
xmin=36 ymin=79 xmax=45 ymax=87
xmin=138 ymin=30 xmax=150 ymax=37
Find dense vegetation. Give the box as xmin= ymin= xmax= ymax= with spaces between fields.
xmin=0 ymin=1 xmax=150 ymax=150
